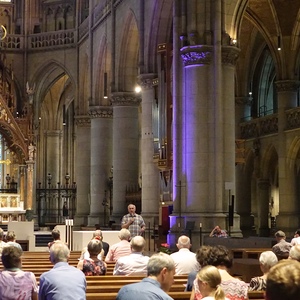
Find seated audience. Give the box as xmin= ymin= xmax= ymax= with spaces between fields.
xmin=288 ymin=244 xmax=300 ymax=261
xmin=265 ymin=259 xmax=300 ymax=300
xmin=170 ymin=235 xmax=199 ymax=275
xmin=197 ymin=265 xmax=228 ymax=300
xmin=116 ymin=252 xmax=175 ymax=300
xmin=113 ymin=236 xmax=149 ymax=276
xmin=190 ymin=245 xmax=248 ymax=300
xmin=291 ymin=229 xmax=300 ymax=246
xmin=272 ymin=230 xmax=291 ymax=259
xmin=0 ymin=228 xmax=6 ymax=259
xmin=80 ymin=229 xmax=108 ymax=260
xmin=105 ymin=228 xmax=131 ymax=262
xmin=48 ymin=228 xmax=63 ymax=249
xmin=5 ymin=231 xmax=23 ymax=252
xmin=186 ymin=245 xmax=212 ymax=291
xmin=77 ymin=238 xmax=106 ymax=275
xmin=209 ymin=226 xmax=228 ymax=238
xmin=248 ymin=250 xmax=278 ymax=291
xmin=39 ymin=242 xmax=86 ymax=299
xmin=0 ymin=246 xmax=38 ymax=300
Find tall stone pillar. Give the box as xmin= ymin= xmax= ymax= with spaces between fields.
xmin=111 ymin=92 xmax=141 ymax=221
xmin=138 ymin=74 xmax=159 ymax=226
xmin=88 ymin=106 xmax=113 ymax=226
xmin=275 ymin=80 xmax=300 ymax=232
xmin=25 ymin=161 xmax=34 ymax=218
xmin=45 ymin=130 xmax=61 ymax=183
xmin=169 ymin=1 xmax=241 ymax=246
xmin=74 ymin=116 xmax=91 ymax=226
xmin=257 ymin=179 xmax=270 ymax=236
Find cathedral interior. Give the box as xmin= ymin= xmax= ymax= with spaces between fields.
xmin=0 ymin=0 xmax=300 ymax=246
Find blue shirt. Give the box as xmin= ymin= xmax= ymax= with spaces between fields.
xmin=116 ymin=277 xmax=174 ymax=300
xmin=38 ymin=262 xmax=86 ymax=300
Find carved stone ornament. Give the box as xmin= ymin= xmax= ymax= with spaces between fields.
xmin=137 ymin=73 xmax=157 ymax=90
xmin=222 ymin=46 xmax=241 ymax=66
xmin=180 ymin=45 xmax=213 ymax=66
xmin=89 ymin=106 xmax=113 ymax=119
xmin=235 ymin=96 xmax=252 ymax=106
xmin=111 ymin=92 xmax=141 ymax=107
xmin=74 ymin=115 xmax=91 ymax=127
xmin=275 ymin=80 xmax=300 ymax=92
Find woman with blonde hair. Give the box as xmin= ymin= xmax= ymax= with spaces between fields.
xmin=197 ymin=265 xmax=229 ymax=300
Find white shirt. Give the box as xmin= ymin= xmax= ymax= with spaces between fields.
xmin=291 ymin=236 xmax=300 ymax=246
xmin=170 ymin=248 xmax=199 ymax=275
xmin=113 ymin=252 xmax=149 ymax=276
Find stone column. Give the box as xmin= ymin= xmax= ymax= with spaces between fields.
xmin=275 ymin=80 xmax=300 ymax=231
xmin=138 ymin=74 xmax=159 ymax=226
xmin=74 ymin=116 xmax=91 ymax=226
xmin=257 ymin=179 xmax=270 ymax=236
xmin=45 ymin=130 xmax=61 ymax=184
xmin=25 ymin=162 xmax=34 ymax=210
xmin=88 ymin=106 xmax=113 ymax=226
xmin=110 ymin=92 xmax=141 ymax=221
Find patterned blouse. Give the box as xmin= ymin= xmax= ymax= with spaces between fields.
xmin=248 ymin=276 xmax=266 ymax=291
xmin=82 ymin=259 xmax=106 ymax=276
xmin=193 ymin=277 xmax=249 ymax=300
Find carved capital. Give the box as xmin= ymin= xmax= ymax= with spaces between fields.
xmin=74 ymin=115 xmax=91 ymax=127
xmin=89 ymin=106 xmax=113 ymax=119
xmin=222 ymin=46 xmax=240 ymax=66
xmin=275 ymin=80 xmax=300 ymax=92
xmin=180 ymin=45 xmax=213 ymax=66
xmin=137 ymin=73 xmax=157 ymax=90
xmin=235 ymin=96 xmax=252 ymax=106
xmin=110 ymin=92 xmax=141 ymax=107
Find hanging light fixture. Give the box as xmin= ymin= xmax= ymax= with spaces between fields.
xmin=277 ymin=36 xmax=281 ymax=51
xmin=104 ymin=72 xmax=108 ymax=99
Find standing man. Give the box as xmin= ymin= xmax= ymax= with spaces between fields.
xmin=121 ymin=204 xmax=145 ymax=238
xmin=116 ymin=252 xmax=175 ymax=300
xmin=39 ymin=242 xmax=86 ymax=300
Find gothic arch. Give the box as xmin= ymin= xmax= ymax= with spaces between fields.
xmin=261 ymin=143 xmax=278 ymax=180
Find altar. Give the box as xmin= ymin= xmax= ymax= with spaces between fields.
xmin=0 ymin=193 xmax=26 ymax=222
xmin=72 ymin=230 xmax=120 ymax=251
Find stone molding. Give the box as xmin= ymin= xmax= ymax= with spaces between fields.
xmin=111 ymin=92 xmax=141 ymax=107
xmin=74 ymin=115 xmax=91 ymax=127
xmin=222 ymin=46 xmax=241 ymax=66
xmin=275 ymin=80 xmax=300 ymax=92
xmin=180 ymin=45 xmax=213 ymax=66
xmin=137 ymin=73 xmax=157 ymax=90
xmin=235 ymin=96 xmax=252 ymax=106
xmin=89 ymin=106 xmax=113 ymax=119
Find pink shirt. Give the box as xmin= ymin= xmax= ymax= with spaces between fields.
xmin=105 ymin=240 xmax=131 ymax=262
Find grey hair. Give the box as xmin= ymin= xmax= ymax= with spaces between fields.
xmin=118 ymin=229 xmax=131 ymax=240
xmin=147 ymin=252 xmax=175 ymax=276
xmin=259 ymin=251 xmax=278 ymax=268
xmin=50 ymin=242 xmax=70 ymax=264
xmin=87 ymin=239 xmax=103 ymax=256
xmin=93 ymin=230 xmax=103 ymax=238
xmin=289 ymin=245 xmax=300 ymax=261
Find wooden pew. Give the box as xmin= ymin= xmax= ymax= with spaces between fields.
xmin=248 ymin=291 xmax=265 ymax=299
xmin=86 ymin=291 xmax=192 ymax=300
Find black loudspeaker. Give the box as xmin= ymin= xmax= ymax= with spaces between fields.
xmin=229 ymin=195 xmax=234 ymax=226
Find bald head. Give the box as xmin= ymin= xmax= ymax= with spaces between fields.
xmin=130 ymin=236 xmax=145 ymax=252
xmin=177 ymin=235 xmax=191 ymax=249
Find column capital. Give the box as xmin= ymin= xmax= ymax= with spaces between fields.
xmin=180 ymin=45 xmax=213 ymax=66
xmin=258 ymin=179 xmax=270 ymax=190
xmin=275 ymin=80 xmax=300 ymax=92
xmin=74 ymin=115 xmax=91 ymax=127
xmin=111 ymin=92 xmax=141 ymax=107
xmin=235 ymin=96 xmax=252 ymax=106
xmin=137 ymin=73 xmax=157 ymax=90
xmin=89 ymin=106 xmax=113 ymax=119
xmin=222 ymin=46 xmax=240 ymax=66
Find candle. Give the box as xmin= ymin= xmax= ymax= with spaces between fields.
xmin=200 ymin=223 xmax=202 ymax=228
